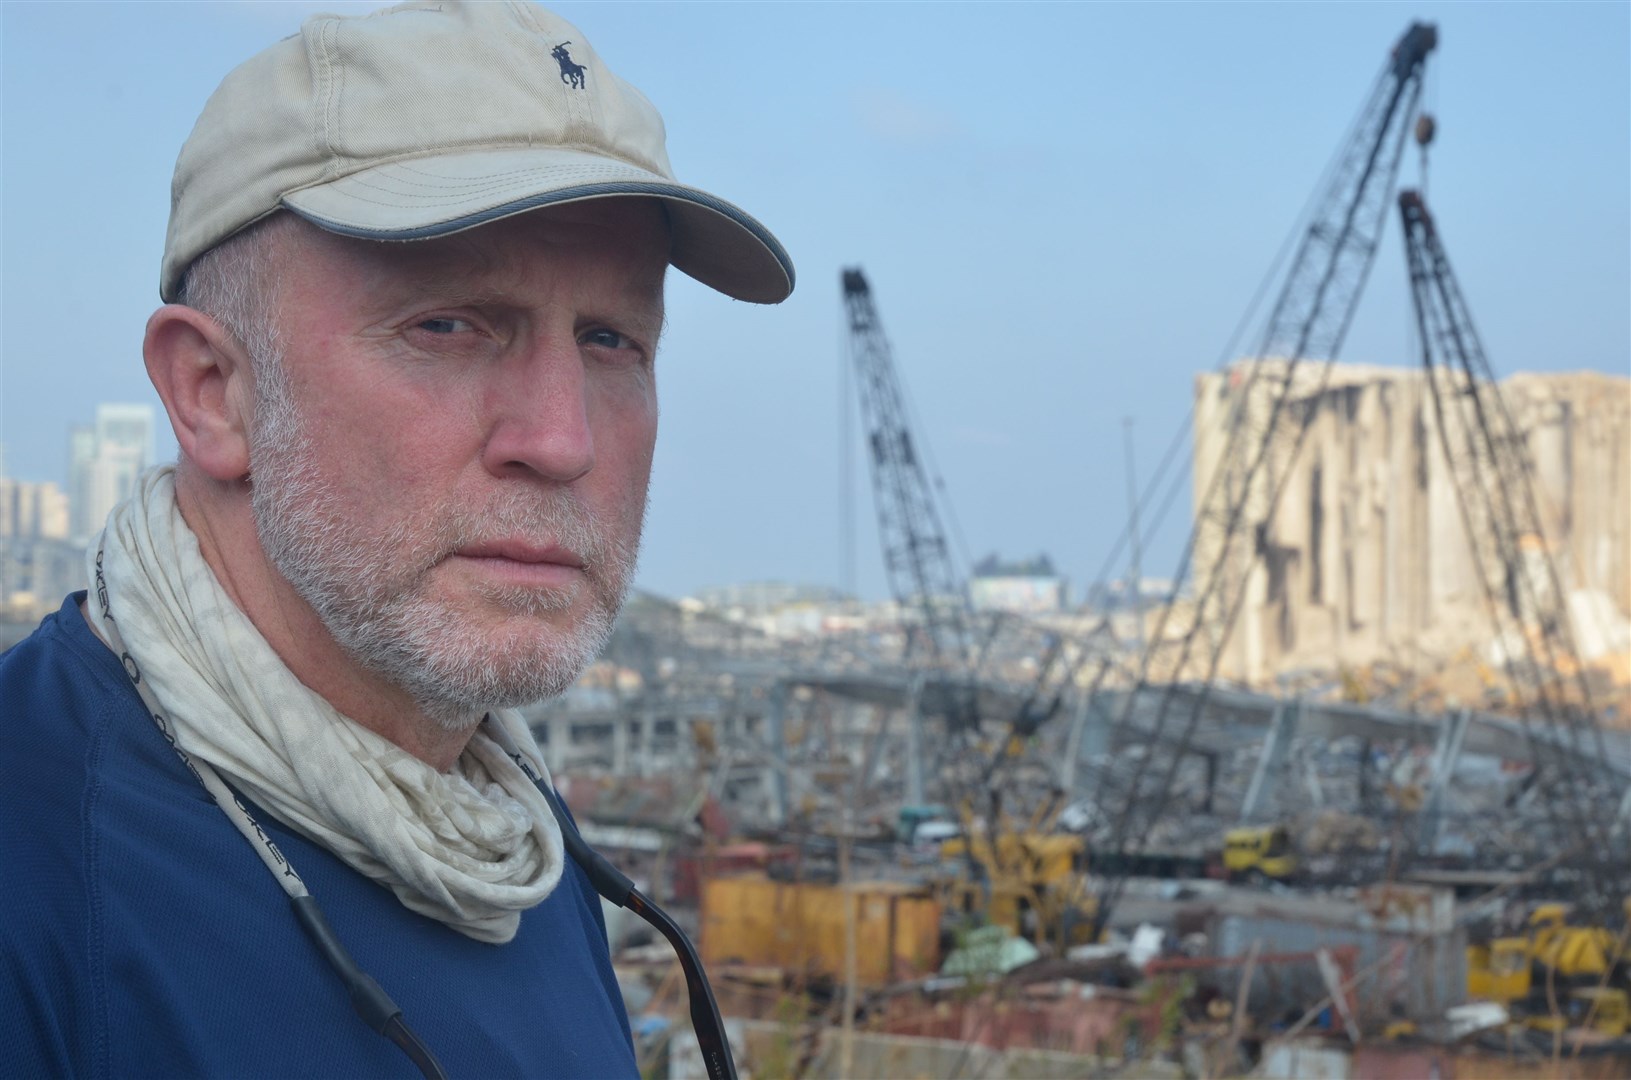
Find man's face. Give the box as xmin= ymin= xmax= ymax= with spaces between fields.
xmin=246 ymin=200 xmax=666 ymax=727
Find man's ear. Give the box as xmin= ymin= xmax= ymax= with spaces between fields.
xmin=144 ymin=304 xmax=257 ymax=481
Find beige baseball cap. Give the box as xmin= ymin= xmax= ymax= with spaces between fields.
xmin=162 ymin=0 xmax=794 ymax=304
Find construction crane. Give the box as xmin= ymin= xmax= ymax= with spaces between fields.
xmin=1398 ymin=189 xmax=1626 ymax=913
xmin=841 ymin=268 xmax=981 ymax=742
xmin=843 ymin=269 xmax=1109 ymax=819
xmin=1086 ymin=22 xmax=1439 ymax=938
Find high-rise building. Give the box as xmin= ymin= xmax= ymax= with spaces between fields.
xmin=0 ymin=476 xmax=77 ymax=622
xmin=70 ymin=404 xmax=154 ymax=542
xmin=2 ymin=477 xmax=68 ymax=540
xmin=68 ymin=425 xmax=98 ymax=541
xmin=97 ymin=403 xmax=157 ymax=464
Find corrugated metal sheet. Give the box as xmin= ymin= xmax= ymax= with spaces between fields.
xmin=1261 ymin=1042 xmax=1352 ymax=1079
xmin=1213 ymin=903 xmax=1466 ymax=1025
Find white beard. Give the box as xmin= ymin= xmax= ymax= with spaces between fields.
xmin=246 ymin=357 xmax=642 ymax=731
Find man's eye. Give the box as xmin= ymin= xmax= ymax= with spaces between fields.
xmin=417 ymin=317 xmax=472 ymax=334
xmin=581 ymin=328 xmax=629 ymax=350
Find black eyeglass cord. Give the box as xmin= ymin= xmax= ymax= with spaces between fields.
xmin=291 ymin=894 xmax=451 ymax=1079
xmin=287 ymin=779 xmax=739 ymax=1080
xmin=93 ymin=556 xmax=729 ymax=1078
xmin=534 ymin=780 xmax=739 ymax=1080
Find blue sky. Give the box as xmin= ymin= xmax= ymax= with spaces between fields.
xmin=2 ymin=1 xmax=1627 ymax=603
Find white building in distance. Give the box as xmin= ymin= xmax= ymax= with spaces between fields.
xmin=71 ymin=403 xmax=155 ymax=542
xmin=0 ymin=473 xmax=75 ymax=622
xmin=969 ymin=553 xmax=1068 ymax=615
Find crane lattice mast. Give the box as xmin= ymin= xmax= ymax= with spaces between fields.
xmin=1090 ymin=22 xmax=1439 ymax=935
xmin=842 ymin=268 xmax=981 ymax=736
xmin=1398 ymin=189 xmax=1625 ymax=911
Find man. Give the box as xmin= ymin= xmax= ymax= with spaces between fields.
xmin=0 ymin=2 xmax=793 ymax=1075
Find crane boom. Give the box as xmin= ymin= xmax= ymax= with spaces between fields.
xmin=1399 ymin=189 xmax=1625 ymax=912
xmin=1090 ymin=23 xmax=1437 ymax=934
xmin=842 ymin=268 xmax=980 ymax=733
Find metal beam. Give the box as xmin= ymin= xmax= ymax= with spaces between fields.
xmin=1165 ymin=683 xmax=1630 ymax=780
xmin=905 ymin=673 xmax=926 ymax=807
xmin=1416 ymin=708 xmax=1471 ymax=852
xmin=1240 ymin=700 xmax=1300 ymax=824
xmin=764 ymin=682 xmax=790 ymax=826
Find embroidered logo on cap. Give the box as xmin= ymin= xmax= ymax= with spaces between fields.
xmin=552 ymin=42 xmax=587 ymax=90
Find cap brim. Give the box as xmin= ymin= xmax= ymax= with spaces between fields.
xmin=281 ymin=147 xmax=794 ymax=304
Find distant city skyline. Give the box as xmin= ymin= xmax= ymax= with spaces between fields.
xmin=4 ymin=2 xmax=1626 ymax=604
xmin=0 ymin=402 xmax=155 ymax=622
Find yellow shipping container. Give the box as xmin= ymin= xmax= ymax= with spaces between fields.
xmin=700 ymin=875 xmax=941 ymax=987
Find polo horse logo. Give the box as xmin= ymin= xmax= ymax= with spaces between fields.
xmin=552 ymin=42 xmax=587 ymax=90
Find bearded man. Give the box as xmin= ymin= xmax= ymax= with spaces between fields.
xmin=0 ymin=3 xmax=792 ymax=1076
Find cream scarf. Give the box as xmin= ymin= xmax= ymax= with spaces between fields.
xmin=87 ymin=468 xmax=565 ymax=944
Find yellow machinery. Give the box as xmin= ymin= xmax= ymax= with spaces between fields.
xmin=1573 ymin=987 xmax=1628 ymax=1037
xmin=1221 ymin=825 xmax=1297 ymax=882
xmin=929 ymin=793 xmax=1099 ymax=954
xmin=1527 ymin=903 xmax=1626 ymax=981
xmin=1466 ymin=900 xmax=1631 ymax=1035
xmin=938 ymin=829 xmax=1097 ymax=953
xmin=1466 ymin=938 xmax=1531 ymax=1003
xmin=1522 ymin=988 xmax=1629 ymax=1038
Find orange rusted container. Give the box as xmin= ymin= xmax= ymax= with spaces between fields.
xmin=700 ymin=874 xmax=941 ymax=986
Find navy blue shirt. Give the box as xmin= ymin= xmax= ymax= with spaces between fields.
xmin=1 ymin=594 xmax=637 ymax=1078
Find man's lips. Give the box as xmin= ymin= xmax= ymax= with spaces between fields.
xmin=453 ymin=541 xmax=586 ymax=568
xmin=449 ymin=542 xmax=587 ymax=588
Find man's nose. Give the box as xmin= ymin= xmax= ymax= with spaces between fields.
xmin=479 ymin=337 xmax=595 ymax=483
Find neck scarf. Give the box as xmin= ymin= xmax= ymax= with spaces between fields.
xmin=87 ymin=467 xmax=565 ymax=944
